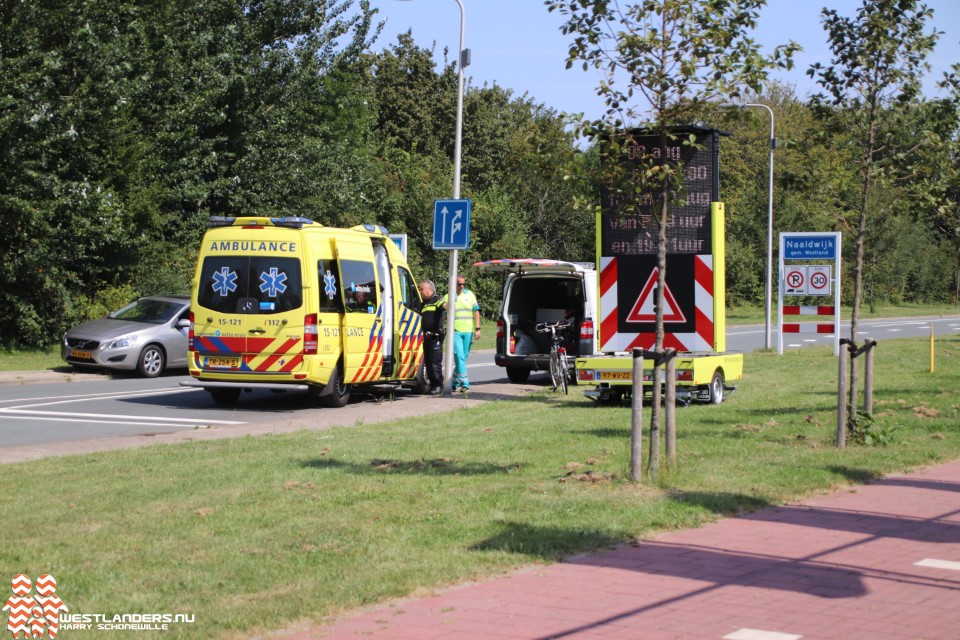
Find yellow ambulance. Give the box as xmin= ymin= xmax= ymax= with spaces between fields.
xmin=181 ymin=216 xmax=428 ymax=406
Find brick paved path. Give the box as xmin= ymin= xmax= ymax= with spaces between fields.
xmin=279 ymin=459 xmax=960 ymax=640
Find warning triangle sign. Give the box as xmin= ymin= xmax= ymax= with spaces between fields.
xmin=626 ymin=267 xmax=687 ymax=323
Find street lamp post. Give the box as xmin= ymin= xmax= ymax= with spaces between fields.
xmin=442 ymin=0 xmax=468 ymax=394
xmin=724 ymin=102 xmax=776 ymax=350
xmin=396 ymin=0 xmax=469 ymax=393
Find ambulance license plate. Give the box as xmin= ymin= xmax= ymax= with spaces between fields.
xmin=598 ymin=371 xmax=632 ymax=380
xmin=70 ymin=349 xmax=93 ymax=360
xmin=205 ymin=357 xmax=240 ymax=369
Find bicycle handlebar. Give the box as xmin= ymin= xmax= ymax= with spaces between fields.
xmin=535 ymin=320 xmax=571 ymax=334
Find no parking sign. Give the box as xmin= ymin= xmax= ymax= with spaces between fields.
xmin=784 ymin=267 xmax=806 ymax=295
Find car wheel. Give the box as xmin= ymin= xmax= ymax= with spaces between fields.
xmin=209 ymin=388 xmax=241 ymax=405
xmin=708 ymin=370 xmax=725 ymax=405
xmin=506 ymin=366 xmax=530 ymax=383
xmin=137 ymin=345 xmax=165 ymax=378
xmin=411 ymin=359 xmax=430 ymax=395
xmin=320 ymin=364 xmax=351 ymax=408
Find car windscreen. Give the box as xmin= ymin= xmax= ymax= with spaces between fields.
xmin=197 ymin=256 xmax=303 ymax=314
xmin=110 ymin=299 xmax=182 ymax=324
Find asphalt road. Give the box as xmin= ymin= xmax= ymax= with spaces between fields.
xmin=0 ymin=355 xmax=533 ymax=462
xmin=1 ymin=315 xmax=957 ymax=461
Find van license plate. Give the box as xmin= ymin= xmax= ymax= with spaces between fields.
xmin=70 ymin=350 xmax=93 ymax=360
xmin=205 ymin=357 xmax=240 ymax=369
xmin=598 ymin=371 xmax=632 ymax=380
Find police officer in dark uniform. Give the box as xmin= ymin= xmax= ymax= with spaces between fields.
xmin=418 ymin=279 xmax=444 ymax=394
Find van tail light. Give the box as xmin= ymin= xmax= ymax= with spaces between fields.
xmin=188 ymin=312 xmax=195 ymax=352
xmin=304 ymin=314 xmax=319 ymax=354
xmin=496 ymin=319 xmax=505 ymax=339
xmin=677 ymin=369 xmax=693 ymax=382
xmin=580 ymin=319 xmax=595 ymax=339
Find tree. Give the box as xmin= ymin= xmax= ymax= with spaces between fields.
xmin=547 ymin=0 xmax=795 ymax=478
xmin=0 ymin=0 xmax=378 ymax=347
xmin=807 ymin=0 xmax=939 ymax=426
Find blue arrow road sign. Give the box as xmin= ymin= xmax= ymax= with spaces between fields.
xmin=433 ymin=199 xmax=471 ymax=250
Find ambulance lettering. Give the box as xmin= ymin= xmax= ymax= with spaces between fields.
xmin=208 ymin=241 xmax=298 ymax=253
xmin=346 ymin=327 xmax=365 ymax=337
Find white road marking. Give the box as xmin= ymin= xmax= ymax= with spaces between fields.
xmin=0 ymin=408 xmax=244 ymax=425
xmin=724 ymin=629 xmax=802 ymax=640
xmin=1 ymin=415 xmax=212 ymax=429
xmin=7 ymin=387 xmax=195 ymax=410
xmin=803 ymin=339 xmax=818 ymax=343
xmin=915 ymin=558 xmax=960 ymax=571
xmin=0 ymin=387 xmax=196 ymax=406
xmin=887 ymin=328 xmax=902 ymax=332
xmin=0 ymin=386 xmax=245 ymax=427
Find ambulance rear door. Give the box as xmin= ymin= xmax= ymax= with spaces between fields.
xmin=334 ymin=236 xmax=382 ymax=384
xmin=194 ymin=230 xmax=305 ymax=374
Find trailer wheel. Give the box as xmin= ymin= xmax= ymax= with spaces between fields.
xmin=708 ymin=370 xmax=725 ymax=405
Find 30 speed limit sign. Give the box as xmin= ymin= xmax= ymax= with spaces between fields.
xmin=808 ymin=265 xmax=831 ymax=296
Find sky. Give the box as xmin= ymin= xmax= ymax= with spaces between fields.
xmin=366 ymin=0 xmax=960 ymax=120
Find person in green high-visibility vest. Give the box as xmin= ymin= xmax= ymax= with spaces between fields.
xmin=443 ymin=274 xmax=481 ymax=392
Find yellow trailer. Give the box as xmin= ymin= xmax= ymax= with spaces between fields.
xmin=575 ymin=351 xmax=743 ymax=405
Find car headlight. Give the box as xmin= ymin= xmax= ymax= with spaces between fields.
xmin=107 ymin=334 xmax=139 ymax=349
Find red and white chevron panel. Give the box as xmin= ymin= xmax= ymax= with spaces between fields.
xmin=599 ymin=255 xmax=714 ymax=353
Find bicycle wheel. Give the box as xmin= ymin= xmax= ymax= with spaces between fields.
xmin=549 ymin=349 xmax=563 ymax=391
xmin=558 ymin=352 xmax=569 ymax=395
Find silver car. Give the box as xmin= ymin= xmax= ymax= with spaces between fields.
xmin=61 ymin=295 xmax=191 ymax=377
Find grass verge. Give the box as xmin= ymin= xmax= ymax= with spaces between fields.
xmin=1 ymin=336 xmax=959 ymax=639
xmin=0 ymin=347 xmax=63 ymax=372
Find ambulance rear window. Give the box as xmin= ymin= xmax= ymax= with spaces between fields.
xmin=198 ymin=257 xmax=303 ymax=314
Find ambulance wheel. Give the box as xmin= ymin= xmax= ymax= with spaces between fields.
xmin=320 ymin=365 xmax=351 ymax=408
xmin=209 ymin=388 xmax=240 ymax=405
xmin=411 ymin=360 xmax=430 ymax=395
xmin=708 ymin=370 xmax=725 ymax=405
xmin=506 ymin=366 xmax=530 ymax=383
xmin=137 ymin=345 xmax=165 ymax=378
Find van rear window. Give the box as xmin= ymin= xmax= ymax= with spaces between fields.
xmin=198 ymin=257 xmax=303 ymax=314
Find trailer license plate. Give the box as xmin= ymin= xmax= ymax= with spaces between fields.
xmin=599 ymin=371 xmax=632 ymax=380
xmin=205 ymin=357 xmax=240 ymax=369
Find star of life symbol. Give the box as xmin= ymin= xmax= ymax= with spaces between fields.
xmin=323 ymin=270 xmax=337 ymax=300
xmin=3 ymin=574 xmax=68 ymax=639
xmin=212 ymin=267 xmax=238 ymax=297
xmin=259 ymin=268 xmax=287 ymax=297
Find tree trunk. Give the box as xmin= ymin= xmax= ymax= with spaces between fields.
xmin=648 ymin=130 xmax=671 ymax=476
xmin=849 ymin=120 xmax=876 ymax=431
